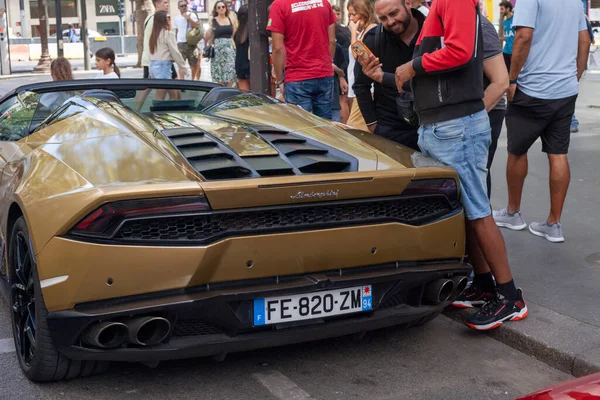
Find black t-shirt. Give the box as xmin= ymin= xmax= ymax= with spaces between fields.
xmin=353 ymin=9 xmax=425 ymax=128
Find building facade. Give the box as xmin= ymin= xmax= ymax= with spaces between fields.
xmin=4 ymin=0 xmax=242 ymax=39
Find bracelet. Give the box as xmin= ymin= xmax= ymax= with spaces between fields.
xmin=274 ymin=80 xmax=283 ymax=86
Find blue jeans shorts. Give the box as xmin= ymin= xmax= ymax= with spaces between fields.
xmin=284 ymin=77 xmax=334 ymax=120
xmin=150 ymin=60 xmax=174 ymax=80
xmin=417 ymin=109 xmax=492 ymax=220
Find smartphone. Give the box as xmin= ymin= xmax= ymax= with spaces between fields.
xmin=351 ymin=40 xmax=375 ymax=62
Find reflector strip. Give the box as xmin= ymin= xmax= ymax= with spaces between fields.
xmin=40 ymin=275 xmax=69 ymax=289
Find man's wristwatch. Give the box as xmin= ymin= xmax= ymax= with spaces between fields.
xmin=509 ymin=79 xmax=518 ymax=85
xmin=274 ymin=80 xmax=284 ymax=87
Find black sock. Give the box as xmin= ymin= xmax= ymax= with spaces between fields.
xmin=473 ymin=272 xmax=495 ymax=293
xmin=497 ymin=280 xmax=520 ymax=300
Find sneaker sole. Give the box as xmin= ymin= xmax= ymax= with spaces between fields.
xmin=495 ymin=221 xmax=527 ymax=231
xmin=465 ymin=306 xmax=529 ymax=331
xmin=451 ymin=300 xmax=487 ymax=309
xmin=528 ymin=225 xmax=564 ymax=243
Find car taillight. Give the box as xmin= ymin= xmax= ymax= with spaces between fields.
xmin=70 ymin=196 xmax=211 ymax=238
xmin=401 ymin=179 xmax=459 ymax=209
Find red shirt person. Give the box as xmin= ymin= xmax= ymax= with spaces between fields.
xmin=268 ymin=0 xmax=337 ymax=120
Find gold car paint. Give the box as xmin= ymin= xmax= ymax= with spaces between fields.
xmin=214 ymin=105 xmax=388 ymax=171
xmin=38 ymin=213 xmax=466 ymax=312
xmin=0 ymin=100 xmax=464 ymax=312
xmin=169 ymin=113 xmax=280 ymax=157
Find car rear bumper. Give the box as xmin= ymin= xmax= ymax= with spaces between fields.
xmin=48 ymin=260 xmax=471 ymax=362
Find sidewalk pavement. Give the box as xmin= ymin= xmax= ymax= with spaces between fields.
xmin=444 ymin=71 xmax=600 ymax=378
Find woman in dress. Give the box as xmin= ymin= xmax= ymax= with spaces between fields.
xmin=149 ymin=11 xmax=187 ymax=100
xmin=346 ymin=0 xmax=378 ymax=132
xmin=206 ymin=1 xmax=237 ymax=86
xmin=233 ymin=5 xmax=250 ymax=91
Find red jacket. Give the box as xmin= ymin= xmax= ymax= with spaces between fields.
xmin=411 ymin=0 xmax=485 ymax=124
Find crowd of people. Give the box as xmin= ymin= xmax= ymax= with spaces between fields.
xmin=267 ymin=0 xmax=593 ymax=331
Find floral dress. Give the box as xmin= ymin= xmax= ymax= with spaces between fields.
xmin=211 ymin=18 xmax=237 ymax=83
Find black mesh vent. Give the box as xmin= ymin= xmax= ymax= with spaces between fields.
xmin=112 ymin=196 xmax=452 ymax=245
xmin=379 ymin=286 xmax=423 ymax=309
xmin=171 ymin=320 xmax=223 ymax=337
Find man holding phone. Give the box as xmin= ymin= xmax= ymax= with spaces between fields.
xmin=353 ymin=0 xmax=425 ymax=150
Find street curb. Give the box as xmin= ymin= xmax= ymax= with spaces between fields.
xmin=443 ymin=302 xmax=600 ymax=377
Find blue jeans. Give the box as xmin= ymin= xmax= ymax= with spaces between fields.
xmin=418 ymin=109 xmax=492 ymax=220
xmin=571 ymin=114 xmax=579 ymax=129
xmin=284 ymin=77 xmax=334 ymax=120
xmin=331 ymin=109 xmax=341 ymax=122
xmin=150 ymin=60 xmax=173 ymax=79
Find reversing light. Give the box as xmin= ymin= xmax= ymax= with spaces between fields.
xmin=401 ymin=179 xmax=459 ymax=209
xmin=70 ymin=196 xmax=211 ymax=238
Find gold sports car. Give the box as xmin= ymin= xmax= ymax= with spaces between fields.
xmin=0 ymin=80 xmax=470 ymax=381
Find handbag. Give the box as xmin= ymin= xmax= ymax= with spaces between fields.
xmin=186 ymin=11 xmax=204 ymax=47
xmin=203 ymin=45 xmax=215 ymax=59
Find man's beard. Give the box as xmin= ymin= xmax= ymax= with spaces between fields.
xmin=384 ymin=6 xmax=411 ymax=36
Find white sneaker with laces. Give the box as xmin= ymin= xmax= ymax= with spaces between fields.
xmin=492 ymin=208 xmax=527 ymax=231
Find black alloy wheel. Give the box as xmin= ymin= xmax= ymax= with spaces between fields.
xmin=8 ymin=216 xmax=110 ymax=381
xmin=11 ymin=230 xmax=36 ymax=368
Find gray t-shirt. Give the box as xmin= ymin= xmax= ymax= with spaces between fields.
xmin=481 ymin=18 xmax=506 ymax=111
xmin=512 ymin=0 xmax=587 ymax=100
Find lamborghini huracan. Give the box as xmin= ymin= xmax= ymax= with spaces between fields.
xmin=0 ymin=80 xmax=470 ymax=381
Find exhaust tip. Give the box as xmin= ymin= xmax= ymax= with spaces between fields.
xmin=438 ymin=280 xmax=454 ymax=303
xmin=128 ymin=317 xmax=171 ymax=346
xmin=423 ymin=279 xmax=455 ymax=305
xmin=451 ymin=276 xmax=469 ymax=298
xmin=83 ymin=322 xmax=128 ymax=349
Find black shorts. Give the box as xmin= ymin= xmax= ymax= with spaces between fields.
xmin=143 ymin=65 xmax=178 ymax=79
xmin=506 ymin=89 xmax=577 ymax=155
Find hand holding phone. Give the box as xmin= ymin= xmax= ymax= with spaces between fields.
xmin=351 ymin=40 xmax=374 ymax=62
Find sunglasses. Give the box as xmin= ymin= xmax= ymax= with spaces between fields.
xmin=179 ymin=4 xmax=187 ymax=8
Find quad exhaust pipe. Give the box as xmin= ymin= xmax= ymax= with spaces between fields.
xmin=82 ymin=321 xmax=128 ymax=349
xmin=82 ymin=317 xmax=171 ymax=349
xmin=125 ymin=317 xmax=171 ymax=347
xmin=423 ymin=279 xmax=454 ymax=305
xmin=451 ymin=275 xmax=469 ymax=298
xmin=423 ymin=276 xmax=470 ymax=305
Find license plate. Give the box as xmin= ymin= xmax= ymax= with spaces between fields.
xmin=253 ymin=285 xmax=372 ymax=326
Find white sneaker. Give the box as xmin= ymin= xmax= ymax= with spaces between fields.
xmin=492 ymin=208 xmax=527 ymax=231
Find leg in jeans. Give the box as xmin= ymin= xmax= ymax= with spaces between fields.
xmin=486 ymin=109 xmax=506 ymax=198
xmin=284 ymin=80 xmax=314 ymax=113
xmin=312 ymin=77 xmax=334 ymax=120
xmin=570 ymin=114 xmax=579 ymax=132
xmin=418 ymin=111 xmax=515 ymax=288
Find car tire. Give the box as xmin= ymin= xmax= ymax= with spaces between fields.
xmin=8 ymin=216 xmax=110 ymax=382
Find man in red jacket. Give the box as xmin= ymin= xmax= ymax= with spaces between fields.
xmin=395 ymin=0 xmax=527 ymax=331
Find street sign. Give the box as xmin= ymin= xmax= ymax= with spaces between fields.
xmin=96 ymin=0 xmax=119 ymax=16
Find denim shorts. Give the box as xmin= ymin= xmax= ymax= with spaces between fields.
xmin=417 ymin=109 xmax=492 ymax=220
xmin=150 ymin=60 xmax=174 ymax=80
